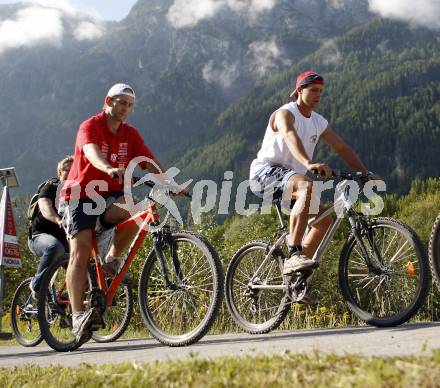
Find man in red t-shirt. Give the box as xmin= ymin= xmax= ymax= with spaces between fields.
xmin=61 ymin=83 xmax=173 ymax=340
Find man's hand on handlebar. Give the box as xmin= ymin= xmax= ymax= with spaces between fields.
xmin=308 ymin=162 xmax=333 ymax=179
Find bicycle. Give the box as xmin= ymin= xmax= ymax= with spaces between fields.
xmin=428 ymin=211 xmax=440 ymax=290
xmin=11 ymin=254 xmax=131 ymax=347
xmin=225 ymin=171 xmax=430 ymax=333
xmin=11 ymin=277 xmax=43 ymax=347
xmin=37 ymin=179 xmax=223 ymax=351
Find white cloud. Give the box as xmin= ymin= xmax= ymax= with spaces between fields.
xmin=23 ymin=0 xmax=101 ymax=19
xmin=166 ymin=0 xmax=221 ymax=29
xmin=0 ymin=1 xmax=105 ymax=54
xmin=202 ymin=60 xmax=240 ymax=88
xmin=167 ymin=0 xmax=277 ymax=28
xmin=74 ymin=21 xmax=104 ymax=41
xmin=319 ymin=39 xmax=343 ymax=66
xmin=0 ymin=7 xmax=63 ymax=53
xmin=248 ymin=37 xmax=291 ymax=76
xmin=376 ymin=39 xmax=389 ymax=53
xmin=369 ymin=0 xmax=440 ymax=30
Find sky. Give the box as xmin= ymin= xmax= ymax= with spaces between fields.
xmin=0 ymin=0 xmax=138 ymax=20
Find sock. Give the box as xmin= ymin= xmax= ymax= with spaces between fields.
xmin=288 ymin=245 xmax=303 ymax=255
xmin=105 ymin=254 xmax=120 ymax=264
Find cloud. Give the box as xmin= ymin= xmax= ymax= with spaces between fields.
xmin=376 ymin=39 xmax=389 ymax=53
xmin=74 ymin=21 xmax=104 ymax=41
xmin=0 ymin=1 xmax=105 ymax=54
xmin=202 ymin=60 xmax=240 ymax=88
xmin=248 ymin=38 xmax=291 ymax=76
xmin=23 ymin=0 xmax=101 ymax=19
xmin=318 ymin=39 xmax=343 ymax=66
xmin=0 ymin=7 xmax=63 ymax=54
xmin=167 ymin=0 xmax=277 ymax=28
xmin=369 ymin=0 xmax=440 ymax=30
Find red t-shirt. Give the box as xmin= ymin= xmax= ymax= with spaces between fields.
xmin=62 ymin=111 xmax=154 ymax=200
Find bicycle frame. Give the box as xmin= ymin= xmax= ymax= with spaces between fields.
xmin=91 ymin=202 xmax=159 ymax=306
xmin=249 ymin=179 xmax=375 ymax=291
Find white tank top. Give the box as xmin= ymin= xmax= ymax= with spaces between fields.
xmin=250 ymin=102 xmax=328 ymax=177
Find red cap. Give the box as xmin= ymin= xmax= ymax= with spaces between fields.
xmin=290 ymin=71 xmax=324 ymax=100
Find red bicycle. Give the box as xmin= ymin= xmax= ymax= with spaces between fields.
xmin=37 ymin=179 xmax=223 ymax=351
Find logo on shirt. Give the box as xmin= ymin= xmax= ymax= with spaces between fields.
xmin=310 ymin=134 xmax=318 ymax=143
xmin=110 ymin=154 xmax=117 ymax=162
xmin=101 ymin=143 xmax=109 ymax=158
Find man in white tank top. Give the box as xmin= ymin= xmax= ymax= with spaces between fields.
xmin=250 ymin=71 xmax=373 ymax=277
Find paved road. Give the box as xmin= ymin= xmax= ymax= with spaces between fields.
xmin=1 ymin=322 xmax=439 ymax=367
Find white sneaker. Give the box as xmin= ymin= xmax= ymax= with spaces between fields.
xmin=283 ymin=252 xmax=315 ymax=275
xmin=72 ymin=309 xmax=101 ymax=342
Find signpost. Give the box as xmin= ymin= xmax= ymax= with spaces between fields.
xmin=0 ymin=167 xmax=20 ymax=339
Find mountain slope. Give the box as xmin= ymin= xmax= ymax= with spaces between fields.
xmin=178 ymin=19 xmax=440 ymax=193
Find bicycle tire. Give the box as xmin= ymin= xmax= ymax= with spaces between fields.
xmin=428 ymin=212 xmax=440 ymax=291
xmin=225 ymin=240 xmax=290 ymax=334
xmin=91 ymin=282 xmax=133 ymax=343
xmin=11 ymin=277 xmax=43 ymax=347
xmin=138 ymin=231 xmax=223 ymax=346
xmin=37 ymin=256 xmax=82 ymax=352
xmin=339 ymin=217 xmax=430 ymax=327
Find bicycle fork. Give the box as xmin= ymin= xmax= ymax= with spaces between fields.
xmin=152 ymin=227 xmax=184 ymax=290
xmin=347 ymin=211 xmax=384 ymax=274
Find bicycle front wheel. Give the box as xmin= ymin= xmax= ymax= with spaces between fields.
xmin=428 ymin=212 xmax=440 ymax=291
xmin=11 ymin=277 xmax=43 ymax=347
xmin=339 ymin=217 xmax=430 ymax=327
xmin=225 ymin=241 xmax=290 ymax=334
xmin=138 ymin=231 xmax=223 ymax=346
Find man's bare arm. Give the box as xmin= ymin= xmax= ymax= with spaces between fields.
xmin=275 ymin=109 xmax=332 ymax=177
xmin=38 ymin=198 xmax=62 ymax=227
xmin=83 ymin=143 xmax=113 ymax=173
xmin=320 ymin=126 xmax=368 ymax=172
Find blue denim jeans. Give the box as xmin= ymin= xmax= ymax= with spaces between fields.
xmin=28 ymin=234 xmax=67 ymax=292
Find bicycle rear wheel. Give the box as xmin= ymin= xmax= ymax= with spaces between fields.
xmin=225 ymin=241 xmax=290 ymax=334
xmin=138 ymin=231 xmax=223 ymax=346
xmin=11 ymin=277 xmax=43 ymax=347
xmin=428 ymin=212 xmax=440 ymax=291
xmin=339 ymin=217 xmax=430 ymax=327
xmin=37 ymin=256 xmax=82 ymax=352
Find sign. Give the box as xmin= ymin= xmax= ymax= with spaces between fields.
xmin=0 ymin=188 xmax=21 ymax=268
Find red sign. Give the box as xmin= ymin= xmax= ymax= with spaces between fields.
xmin=0 ymin=188 xmax=21 ymax=268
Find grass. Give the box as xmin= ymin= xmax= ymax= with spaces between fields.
xmin=2 ymin=351 xmax=440 ymax=387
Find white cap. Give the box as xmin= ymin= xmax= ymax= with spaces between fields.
xmin=106 ymin=83 xmax=135 ymax=99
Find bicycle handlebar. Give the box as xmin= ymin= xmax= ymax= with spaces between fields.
xmin=132 ymin=176 xmax=192 ymax=199
xmin=108 ymin=174 xmax=191 ymax=198
xmin=311 ymin=169 xmax=374 ymax=183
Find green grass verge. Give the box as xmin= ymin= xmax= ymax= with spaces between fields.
xmin=2 ymin=351 xmax=440 ymax=387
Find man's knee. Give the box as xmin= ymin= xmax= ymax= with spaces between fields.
xmin=69 ymin=230 xmax=92 ymax=266
xmin=285 ymin=175 xmax=313 ymax=200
